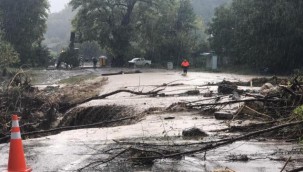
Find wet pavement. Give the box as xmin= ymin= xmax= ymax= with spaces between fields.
xmin=153 ymin=141 xmax=303 ymax=172
xmin=0 ymin=68 xmax=302 ymax=171
xmin=2 ymin=112 xmax=302 ymax=171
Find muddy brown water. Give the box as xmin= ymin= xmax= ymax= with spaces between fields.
xmin=0 ymin=69 xmax=302 ymax=171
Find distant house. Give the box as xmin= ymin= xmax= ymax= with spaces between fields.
xmin=201 ymin=52 xmax=218 ymax=70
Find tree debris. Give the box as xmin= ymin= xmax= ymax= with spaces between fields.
xmin=182 ymin=127 xmax=208 ymax=138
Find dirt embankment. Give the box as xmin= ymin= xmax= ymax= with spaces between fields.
xmin=0 ymin=72 xmax=110 ymax=140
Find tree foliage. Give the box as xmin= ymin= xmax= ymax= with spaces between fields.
xmin=79 ymin=41 xmax=103 ymax=61
xmin=208 ymin=0 xmax=303 ymax=73
xmin=138 ymin=0 xmax=208 ymax=65
xmin=0 ymin=0 xmax=49 ymax=66
xmin=70 ymin=0 xmax=207 ymax=66
xmin=44 ymin=0 xmax=225 ymax=64
xmin=191 ymin=0 xmax=231 ymax=24
xmin=0 ymin=38 xmax=19 ymax=69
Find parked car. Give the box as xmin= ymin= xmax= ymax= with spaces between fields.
xmin=128 ymin=58 xmax=151 ymax=67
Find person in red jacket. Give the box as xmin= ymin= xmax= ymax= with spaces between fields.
xmin=181 ymin=59 xmax=190 ymax=75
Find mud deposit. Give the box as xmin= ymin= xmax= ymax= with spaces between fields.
xmin=60 ymin=105 xmax=137 ymax=127
xmin=0 ymin=69 xmax=302 ymax=172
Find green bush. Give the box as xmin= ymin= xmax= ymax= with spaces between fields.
xmin=293 ymin=105 xmax=303 ymax=120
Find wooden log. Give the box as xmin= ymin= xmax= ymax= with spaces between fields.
xmin=214 ymin=111 xmax=234 ymax=120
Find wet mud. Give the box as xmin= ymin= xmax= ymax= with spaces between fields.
xmin=0 ymin=69 xmax=302 ymax=171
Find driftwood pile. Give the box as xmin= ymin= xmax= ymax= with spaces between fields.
xmin=188 ymin=76 xmax=303 ymax=122
xmin=75 ymin=76 xmax=303 ymax=171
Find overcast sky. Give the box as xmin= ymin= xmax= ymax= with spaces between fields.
xmin=49 ymin=0 xmax=70 ymax=13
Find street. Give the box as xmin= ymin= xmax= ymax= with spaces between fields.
xmin=0 ymin=69 xmax=302 ymax=171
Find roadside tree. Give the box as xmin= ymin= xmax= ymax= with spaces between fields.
xmin=0 ymin=0 xmax=49 ymax=66
xmin=208 ymin=0 xmax=303 ymax=73
xmin=70 ymin=0 xmax=207 ymax=67
xmin=0 ymin=37 xmax=19 ymax=76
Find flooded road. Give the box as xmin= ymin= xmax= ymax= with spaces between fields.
xmin=0 ymin=68 xmax=302 ymax=171
xmin=1 ymin=112 xmax=301 ymax=171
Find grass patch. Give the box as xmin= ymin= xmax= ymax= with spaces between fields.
xmin=293 ymin=105 xmax=303 ymax=120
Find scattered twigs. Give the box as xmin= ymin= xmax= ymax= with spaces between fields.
xmin=77 ymin=147 xmax=132 ymax=172
xmin=128 ymin=120 xmax=303 ymax=160
xmin=6 ymin=69 xmax=25 ymax=90
xmin=112 ymin=121 xmax=303 ymax=162
xmin=243 ymin=105 xmax=274 ymax=120
xmin=130 ymin=147 xmax=165 ymax=157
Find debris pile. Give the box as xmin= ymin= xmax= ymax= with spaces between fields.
xmin=1 ymin=70 xmax=303 ymax=171
xmin=74 ymin=75 xmax=303 ymax=171
xmin=0 ymin=70 xmax=108 ymax=141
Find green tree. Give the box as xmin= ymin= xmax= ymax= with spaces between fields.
xmin=209 ymin=0 xmax=303 ymax=73
xmin=32 ymin=44 xmax=51 ymax=67
xmin=70 ymin=0 xmax=151 ymax=66
xmin=0 ymin=35 xmax=19 ymax=75
xmin=0 ymin=0 xmax=49 ymax=66
xmin=208 ymin=4 xmax=235 ymax=62
xmin=70 ymin=0 xmax=206 ymax=66
xmin=191 ymin=0 xmax=231 ymax=24
xmin=138 ymin=0 xmax=207 ymax=65
xmin=79 ymin=41 xmax=103 ymax=61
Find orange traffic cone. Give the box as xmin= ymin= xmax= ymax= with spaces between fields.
xmin=7 ymin=114 xmax=32 ymax=172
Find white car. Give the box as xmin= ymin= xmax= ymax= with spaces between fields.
xmin=128 ymin=58 xmax=151 ymax=67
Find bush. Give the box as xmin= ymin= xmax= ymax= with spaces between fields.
xmin=0 ymin=41 xmax=19 ymax=75
xmin=293 ymin=105 xmax=303 ymax=120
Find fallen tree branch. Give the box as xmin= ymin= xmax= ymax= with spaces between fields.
xmin=113 ymin=138 xmax=227 ymax=147
xmin=129 ymin=120 xmax=303 ymax=160
xmin=280 ymin=156 xmax=291 ymax=172
xmin=232 ymin=104 xmax=245 ymax=120
xmin=0 ymin=116 xmax=136 ymax=143
xmin=243 ymin=105 xmax=274 ymax=120
xmin=101 ymin=70 xmax=142 ymax=76
xmin=95 ymin=89 xmax=164 ymax=99
xmin=280 ymin=85 xmax=297 ymax=97
xmin=288 ymin=167 xmax=303 ymax=172
xmin=130 ymin=147 xmax=164 ymax=157
xmin=187 ymin=98 xmax=286 ymax=108
xmin=63 ymin=89 xmax=165 ymax=111
xmin=77 ymin=147 xmax=132 ymax=172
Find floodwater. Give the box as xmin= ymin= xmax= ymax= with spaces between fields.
xmin=0 ymin=68 xmax=302 ymax=171
xmin=1 ymin=112 xmax=301 ymax=171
